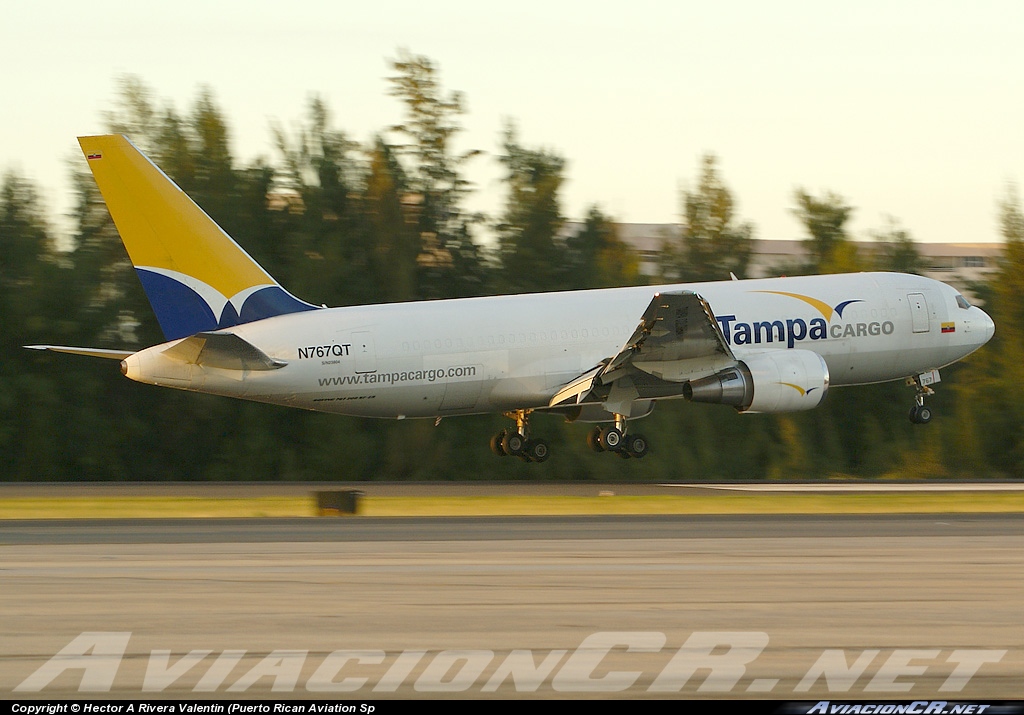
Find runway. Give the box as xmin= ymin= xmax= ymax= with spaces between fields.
xmin=3 ymin=513 xmax=1023 ymax=699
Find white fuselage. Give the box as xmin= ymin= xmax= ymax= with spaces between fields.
xmin=122 ymin=272 xmax=994 ymax=419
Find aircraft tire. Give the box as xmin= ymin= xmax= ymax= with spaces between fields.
xmin=599 ymin=427 xmax=623 ymax=451
xmin=490 ymin=430 xmax=508 ymax=456
xmin=527 ymin=439 xmax=550 ymax=463
xmin=502 ymin=431 xmax=526 ymax=456
xmin=626 ymin=433 xmax=649 ymax=459
xmin=909 ymin=405 xmax=934 ymax=424
xmin=587 ymin=427 xmax=604 ymax=452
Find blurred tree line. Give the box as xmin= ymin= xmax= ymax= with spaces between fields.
xmin=1 ymin=54 xmax=1020 ymax=481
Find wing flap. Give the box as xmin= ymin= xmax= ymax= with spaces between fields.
xmin=605 ymin=291 xmax=733 ymax=375
xmin=549 ymin=291 xmax=738 ymax=408
xmin=549 ymin=364 xmax=605 ymax=407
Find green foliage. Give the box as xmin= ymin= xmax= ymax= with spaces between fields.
xmin=792 ymin=189 xmax=859 ymax=273
xmin=387 ymin=50 xmax=486 ymax=300
xmin=565 ymin=206 xmax=642 ymax=289
xmin=662 ymin=154 xmax=753 ymax=282
xmin=871 ymin=219 xmax=922 ymax=274
xmin=496 ymin=122 xmax=568 ymax=293
xmin=0 ymin=63 xmax=1015 ymax=483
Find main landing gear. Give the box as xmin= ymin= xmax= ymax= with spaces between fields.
xmin=586 ymin=414 xmax=649 ymax=459
xmin=488 ymin=410 xmax=650 ymax=461
xmin=490 ymin=410 xmax=550 ymax=462
xmin=907 ymin=370 xmax=939 ymax=424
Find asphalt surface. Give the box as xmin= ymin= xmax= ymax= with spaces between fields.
xmin=3 ymin=511 xmax=1022 ymax=699
xmin=2 ymin=512 xmax=1023 ymax=544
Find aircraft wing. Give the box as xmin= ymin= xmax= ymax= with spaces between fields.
xmin=550 ymin=291 xmax=737 ymax=409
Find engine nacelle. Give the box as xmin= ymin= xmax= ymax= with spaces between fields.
xmin=684 ymin=349 xmax=829 ymax=413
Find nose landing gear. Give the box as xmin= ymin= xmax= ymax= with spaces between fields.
xmin=907 ymin=370 xmax=939 ymax=424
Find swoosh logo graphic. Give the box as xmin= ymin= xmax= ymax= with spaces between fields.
xmin=751 ymin=291 xmax=863 ymax=321
xmin=780 ymin=383 xmax=817 ymax=397
xmin=780 ymin=382 xmax=805 ymax=396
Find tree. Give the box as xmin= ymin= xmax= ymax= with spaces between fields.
xmin=273 ymin=97 xmax=377 ymax=305
xmin=871 ymin=218 xmax=922 ymax=274
xmin=496 ymin=122 xmax=567 ymax=292
xmin=365 ymin=137 xmax=419 ymax=303
xmin=663 ymin=154 xmax=753 ymax=282
xmin=935 ymin=185 xmax=1024 ymax=477
xmin=791 ymin=189 xmax=858 ymax=272
xmin=387 ymin=50 xmax=485 ymax=299
xmin=565 ymin=206 xmax=641 ymax=289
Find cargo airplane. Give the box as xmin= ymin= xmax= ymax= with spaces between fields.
xmin=27 ymin=135 xmax=995 ymax=462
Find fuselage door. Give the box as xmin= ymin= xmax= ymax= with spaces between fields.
xmin=352 ymin=331 xmax=376 ymax=373
xmin=908 ymin=293 xmax=930 ymax=333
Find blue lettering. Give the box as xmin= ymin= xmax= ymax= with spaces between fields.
xmin=753 ymin=320 xmax=785 ymax=344
xmin=716 ymin=315 xmax=736 ymax=343
xmin=810 ymin=318 xmax=827 ymax=340
xmin=786 ymin=318 xmax=807 ymax=348
xmin=735 ymin=322 xmax=752 ymax=345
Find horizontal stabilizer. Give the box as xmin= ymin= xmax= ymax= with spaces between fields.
xmin=162 ymin=331 xmax=285 ymax=371
xmin=24 ymin=345 xmax=135 ymax=360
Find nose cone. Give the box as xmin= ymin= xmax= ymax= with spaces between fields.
xmin=976 ymin=307 xmax=995 ymax=344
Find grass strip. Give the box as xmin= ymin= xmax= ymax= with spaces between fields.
xmin=1 ymin=492 xmax=1024 ymax=519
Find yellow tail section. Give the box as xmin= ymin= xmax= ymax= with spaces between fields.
xmin=79 ymin=135 xmax=314 ymax=340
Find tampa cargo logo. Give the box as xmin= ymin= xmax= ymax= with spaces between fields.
xmin=715 ymin=291 xmax=894 ymax=348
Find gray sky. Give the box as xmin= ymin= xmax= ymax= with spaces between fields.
xmin=4 ymin=0 xmax=1022 ymax=244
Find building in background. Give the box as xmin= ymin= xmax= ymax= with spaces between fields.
xmin=599 ymin=223 xmax=999 ymax=297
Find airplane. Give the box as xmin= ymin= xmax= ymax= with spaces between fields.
xmin=26 ymin=135 xmax=995 ymax=463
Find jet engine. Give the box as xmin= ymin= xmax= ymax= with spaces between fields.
xmin=683 ymin=349 xmax=829 ymax=413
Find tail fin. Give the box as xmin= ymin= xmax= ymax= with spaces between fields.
xmin=78 ymin=135 xmax=316 ymax=340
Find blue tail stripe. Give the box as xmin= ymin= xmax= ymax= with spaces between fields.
xmin=136 ymin=270 xmax=318 ymax=340
xmin=238 ymin=286 xmax=318 ymax=324
xmin=137 ymin=270 xmax=219 ymax=340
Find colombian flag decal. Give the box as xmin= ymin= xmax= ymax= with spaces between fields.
xmin=942 ymin=322 xmax=956 ymax=333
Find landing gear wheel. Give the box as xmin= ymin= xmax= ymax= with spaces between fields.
xmin=526 ymin=439 xmax=550 ymax=463
xmin=625 ymin=433 xmax=649 ymax=459
xmin=599 ymin=427 xmax=623 ymax=451
xmin=502 ymin=431 xmax=526 ymax=457
xmin=909 ymin=404 xmax=933 ymax=424
xmin=587 ymin=426 xmax=605 ymax=452
xmin=490 ymin=430 xmax=508 ymax=456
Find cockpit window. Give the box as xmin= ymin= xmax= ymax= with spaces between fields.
xmin=956 ymin=294 xmax=971 ymax=310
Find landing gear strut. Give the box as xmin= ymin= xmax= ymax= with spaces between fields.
xmin=907 ymin=371 xmax=938 ymax=424
xmin=490 ymin=410 xmax=550 ymax=462
xmin=488 ymin=410 xmax=650 ymax=461
xmin=586 ymin=414 xmax=649 ymax=459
